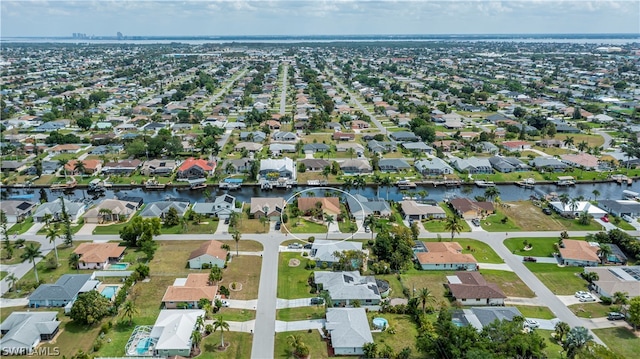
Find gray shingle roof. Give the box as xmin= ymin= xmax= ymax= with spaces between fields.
xmin=314 ymin=270 xmax=380 ymax=301
xmin=325 ymin=308 xmax=373 ymax=350
xmin=29 ymin=274 xmax=93 ymax=302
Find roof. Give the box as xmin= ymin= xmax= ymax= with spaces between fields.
xmin=449 ymin=198 xmax=494 ymax=214
xmin=178 ymin=157 xmax=215 ymax=172
xmin=0 ymin=312 xmax=59 ymax=350
xmin=560 ymin=153 xmax=600 ymax=168
xmin=416 ymin=242 xmax=477 ymax=265
xmin=585 ymin=266 xmax=640 ymax=297
xmin=548 ymin=201 xmax=606 ymax=215
xmin=559 ymin=239 xmax=600 ymax=262
xmin=298 ymin=158 xmax=331 ymax=169
xmin=455 ymin=307 xmax=523 ymax=331
xmin=315 ymin=271 xmax=380 ymax=301
xmin=297 ymin=197 xmax=341 ymax=215
xmin=140 ymin=201 xmax=190 ymax=218
xmin=259 ymin=158 xmax=295 ymax=173
xmin=74 ymin=243 xmax=125 ymax=264
xmin=250 ymin=197 xmax=285 ymax=216
xmin=189 ymin=240 xmax=227 ymax=262
xmin=447 ymin=272 xmax=506 ymax=300
xmin=83 ymin=198 xmax=138 ymax=219
xmin=65 ymin=159 xmax=102 ymax=172
xmin=0 ymin=201 xmax=36 ymax=216
xmin=161 ymin=280 xmax=217 ymax=303
xmin=311 ymin=239 xmax=363 ymax=263
xmin=29 ymin=274 xmax=94 ymax=302
xmin=151 ymin=309 xmax=205 ymax=351
xmin=325 ymin=308 xmax=373 ymax=349
xmin=400 ymin=200 xmax=446 ymax=216
xmin=597 ymin=200 xmax=640 ymax=214
xmin=33 ymin=198 xmax=85 ymax=218
xmin=345 ymin=194 xmax=391 ymax=217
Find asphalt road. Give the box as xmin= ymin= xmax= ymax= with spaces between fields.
xmin=279 ymin=65 xmax=288 ymax=115
xmin=329 ymin=71 xmax=386 ymax=133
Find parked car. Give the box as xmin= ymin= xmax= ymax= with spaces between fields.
xmin=523 ymin=256 xmax=537 ymax=262
xmin=607 ymin=312 xmax=625 ymax=320
xmin=287 ymin=243 xmax=302 ymax=249
xmin=220 ymin=300 xmax=230 ymax=307
xmin=622 ymin=215 xmax=633 ymax=222
xmin=471 ymin=218 xmax=481 ymax=227
xmin=364 ymin=226 xmax=370 ymax=233
xmin=601 ymin=215 xmax=609 ymax=223
xmin=579 ymin=295 xmax=596 ymax=302
xmin=275 ymin=223 xmax=281 ymax=230
xmin=303 ymin=243 xmax=312 ymax=249
xmin=575 ymin=291 xmax=589 ymax=298
xmin=310 ymin=297 xmax=324 ymax=305
xmin=224 ymin=217 xmax=230 ymax=225
xmin=542 ymin=208 xmax=552 ymax=215
xmin=524 ymin=319 xmax=539 ymax=329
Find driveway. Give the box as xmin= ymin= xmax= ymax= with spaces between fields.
xmin=594 ymin=218 xmax=616 ymax=231
xmin=275 ymin=319 xmax=325 ymax=332
xmin=514 ymin=255 xmax=559 ymax=264
xmin=528 ymin=318 xmax=561 ymax=331
xmin=557 ymin=295 xmax=600 ymax=306
xmin=477 ymin=263 xmax=513 ymax=271
xmin=226 ymin=299 xmax=258 ymax=310
xmin=276 ymin=298 xmax=316 ymax=309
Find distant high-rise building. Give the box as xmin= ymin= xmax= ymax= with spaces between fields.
xmin=117 ymin=32 xmax=123 ymax=40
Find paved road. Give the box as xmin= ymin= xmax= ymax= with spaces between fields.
xmin=200 ymin=68 xmax=247 ymax=113
xmin=250 ymin=234 xmax=279 ymax=359
xmin=279 ymin=65 xmax=288 ymax=115
xmin=329 ymin=71 xmax=386 ymax=133
xmin=594 ymin=129 xmax=613 ymax=149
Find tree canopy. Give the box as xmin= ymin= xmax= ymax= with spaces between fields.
xmin=70 ymin=290 xmax=111 ymax=325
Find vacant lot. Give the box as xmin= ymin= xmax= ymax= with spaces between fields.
xmin=524 ymin=263 xmax=587 ymax=295
xmin=568 ymin=302 xmax=612 ymax=318
xmin=223 ymin=255 xmax=261 ymax=300
xmin=498 ymin=201 xmax=601 ymax=231
xmin=592 ymin=327 xmax=640 ymax=359
xmin=504 ymin=237 xmax=560 ymax=257
xmin=198 ymin=331 xmax=253 ymax=359
xmin=480 ymin=269 xmax=534 ymax=298
xmin=277 ymin=306 xmax=325 ymax=321
xmin=0 ymin=240 xmax=41 ymax=265
xmin=400 ymin=270 xmax=453 ymax=308
xmin=278 ymin=252 xmax=314 ymax=299
xmin=368 ymin=313 xmax=420 ymax=358
xmin=515 ymin=305 xmax=556 ymax=319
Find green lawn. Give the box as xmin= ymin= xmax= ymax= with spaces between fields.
xmin=276 ymin=306 xmax=325 ymax=321
xmin=277 ymin=252 xmax=314 ymax=299
xmin=423 ymin=203 xmax=471 ymax=233
xmin=515 ymin=306 xmax=556 ymax=319
xmin=480 ymin=269 xmax=535 ymax=297
xmin=524 ymin=263 xmax=588 ymax=295
xmin=222 ymin=255 xmax=262 ymax=300
xmin=10 ymin=243 xmax=83 ymax=294
xmin=0 ymin=271 xmax=6 ymax=280
xmin=538 ymin=329 xmax=565 ymax=359
xmin=504 ymin=237 xmax=560 ymax=257
xmin=288 ymin=218 xmax=327 ymax=234
xmin=376 ymin=274 xmax=406 ymax=299
xmin=94 ymin=219 xmax=219 ymax=235
xmin=400 ymin=270 xmax=453 ymax=308
xmin=613 ymin=219 xmax=635 ymax=231
xmin=6 ymin=217 xmax=34 ymax=235
xmin=0 ymin=241 xmax=41 ymax=265
xmin=481 ymin=209 xmax=522 ymax=232
xmin=368 ymin=313 xmax=420 ymax=358
xmin=197 ymin=332 xmax=253 ymax=359
xmin=275 ymin=331 xmax=340 ymax=359
xmin=568 ymin=302 xmax=612 ymax=318
xmin=92 ymin=221 xmax=130 ymax=235
xmin=421 ymin=238 xmax=504 ymax=264
xmin=36 ymin=220 xmax=84 ymax=235
xmin=592 ymin=327 xmax=640 ymax=359
xmin=216 ymin=308 xmax=256 ymax=321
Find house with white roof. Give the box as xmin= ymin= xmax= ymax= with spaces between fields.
xmin=325 ymin=308 xmax=373 ymax=356
xmin=548 ymin=201 xmax=607 ymax=217
xmin=450 ymin=156 xmax=493 ymax=174
xmin=191 ymin=194 xmax=235 ymax=219
xmin=315 ymin=271 xmax=381 ymax=307
xmin=310 ymin=240 xmax=364 ymax=265
xmin=149 ymin=309 xmax=205 ymax=357
xmin=0 ymin=312 xmax=60 ymax=355
xmin=584 ymin=266 xmax=640 ymax=299
xmin=33 ymin=198 xmax=85 ymax=223
xmin=259 ymin=158 xmax=296 ymax=180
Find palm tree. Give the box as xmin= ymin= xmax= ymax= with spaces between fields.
xmin=209 ymin=265 xmax=223 ymax=286
xmin=21 ymin=243 xmax=43 ymax=283
xmin=58 ymin=158 xmax=69 ymax=179
xmin=443 ymin=215 xmax=464 ymax=241
xmin=42 ymin=213 xmax=53 ymax=227
xmin=121 ymin=300 xmax=138 ymax=325
xmin=221 ymin=243 xmax=231 ymax=253
xmin=554 ymin=321 xmax=570 ymax=343
xmin=591 ymin=189 xmax=600 ymax=201
xmin=380 ymin=176 xmax=392 ymax=201
xmin=69 ymin=253 xmax=80 ymax=272
xmin=324 ymin=214 xmax=334 ymax=239
xmin=563 ymin=136 xmax=575 ymax=148
xmin=613 ymin=291 xmax=629 ymax=305
xmin=597 ymin=244 xmax=612 ymax=265
xmin=322 ymin=165 xmax=331 ymax=183
xmin=342 ymin=177 xmax=354 ymax=192
xmin=563 ymin=326 xmax=593 ymax=359
xmin=6 ymin=273 xmax=17 ymax=292
xmin=45 ymin=224 xmax=60 ymax=266
xmin=98 ymin=208 xmax=113 ymax=223
xmin=418 ymin=287 xmax=435 ymax=313
xmin=73 ymin=160 xmax=86 ymax=178
xmin=190 ymin=329 xmax=202 ymax=352
xmin=213 ymin=316 xmax=230 ymax=348
xmin=363 ymin=214 xmax=377 ymax=241
xmin=371 ymin=173 xmax=382 ymax=198
xmin=558 ymin=193 xmax=570 ymax=212
xmin=569 ymin=198 xmax=579 ymax=214
xmin=347 ymin=147 xmax=355 ymax=160
xmin=484 ymin=186 xmax=500 ymax=202
xmin=577 ymin=140 xmax=589 ymax=152
xmin=232 ymin=230 xmax=241 ymax=256
xmin=195 ymin=315 xmax=205 ymax=332
xmin=287 ymin=334 xmax=309 ymax=358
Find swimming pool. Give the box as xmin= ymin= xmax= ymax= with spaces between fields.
xmin=100 ymin=286 xmax=119 ymax=300
xmin=372 ymin=317 xmax=388 ymax=330
xmin=452 ymin=318 xmax=465 ymax=327
xmin=109 ymin=263 xmax=129 ymax=270
xmin=136 ymin=337 xmax=153 ymax=355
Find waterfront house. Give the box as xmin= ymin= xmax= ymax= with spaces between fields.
xmin=140 ymin=201 xmax=190 ymax=219
xmin=259 ymin=158 xmax=296 ymax=180
xmin=597 ymin=200 xmax=640 ymax=218
xmin=298 ymin=159 xmax=331 ymax=172
xmin=177 ymin=157 xmax=216 ymax=178
xmin=64 ymin=159 xmax=102 ymax=175
xmin=140 ymin=159 xmax=177 ymax=176
xmin=489 ymin=156 xmax=530 ymax=173
xmin=450 ymin=156 xmax=493 ymax=174
xmin=101 ymin=159 xmax=142 ymax=175
xmin=250 ymin=197 xmax=285 ymax=220
xmin=345 ymin=194 xmax=392 ymax=219
xmin=414 ymin=158 xmax=454 ymax=176
xmin=378 ymin=158 xmax=410 ymax=172
xmin=399 ymin=200 xmax=446 ymax=220
xmin=449 ymin=198 xmax=494 ymax=219
xmin=33 ymin=198 xmax=85 ymax=223
xmin=339 ymin=159 xmax=372 ymax=174
xmin=0 ymin=201 xmax=37 ymax=223
xmin=191 ymin=194 xmax=235 ymax=219
xmin=530 ymin=157 xmax=568 ymax=171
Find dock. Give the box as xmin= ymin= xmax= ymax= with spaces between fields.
xmin=396 ymin=180 xmax=417 ymax=189
xmin=556 ymin=176 xmax=575 ymax=186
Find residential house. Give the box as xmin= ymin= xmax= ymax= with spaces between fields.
xmin=148 ymin=309 xmax=205 ymax=357
xmin=452 ymin=307 xmax=523 ymax=331
xmin=402 ymin=142 xmax=434 ymax=154
xmin=339 ymin=159 xmax=372 ymax=174
xmin=33 ymin=198 xmax=85 ymax=223
xmin=548 ymin=201 xmax=606 ymax=218
xmin=325 ymin=308 xmax=374 ymax=356
xmin=29 ymin=274 xmax=99 ymax=310
xmin=177 ymin=157 xmax=216 ymax=179
xmin=1 ymin=160 xmax=27 ymax=173
xmin=315 ymin=271 xmax=381 ymax=307
xmin=399 ymin=200 xmax=446 ymax=220
xmin=378 ymin=158 xmax=410 ymax=172
xmin=311 ymin=240 xmax=364 ymax=266
xmin=83 ymin=198 xmax=139 ymax=224
xmin=265 ymin=120 xmax=281 ymax=130
xmin=560 ymin=153 xmax=599 ymax=170
xmin=259 ymin=158 xmax=296 ymax=180
xmin=414 ymin=242 xmax=478 ymax=271
xmin=558 ymin=239 xmax=601 ymax=266
xmin=597 ymin=200 xmax=640 ymax=218
xmin=234 ymin=142 xmax=263 ymax=153
xmin=191 ymin=194 xmax=235 ymax=219
xmin=389 ymin=131 xmax=419 ymax=142
xmin=351 ymin=120 xmax=370 ymax=129
xmin=298 ymin=159 xmax=331 ymax=172
xmin=584 ymin=266 xmax=640 ymax=299
xmin=302 ymin=143 xmax=330 ymax=154
xmin=73 ymin=242 xmax=126 ymax=270
xmin=48 ymin=144 xmax=81 ymax=155
xmin=0 ymin=312 xmax=60 ymax=355
xmin=501 ymin=140 xmax=532 ymax=152
xmin=335 ymin=143 xmax=365 ymax=156
xmin=250 ymin=197 xmax=285 ymax=220
xmin=489 ymin=156 xmax=530 ymax=173
xmin=101 ymin=159 xmax=142 ymax=175
xmin=140 ymin=159 xmax=177 ymax=176
xmin=414 ymin=158 xmax=454 ymax=176
xmin=0 ymin=201 xmax=37 ymax=223
xmin=64 ymin=159 xmax=102 ymax=175
xmin=333 ymin=132 xmax=355 ymax=141
xmin=345 ymin=194 xmax=392 ymax=219
xmin=450 ymin=156 xmax=493 ymax=174
xmin=446 ymin=271 xmax=506 ymax=306
xmin=478 ymin=142 xmax=499 ymax=155
xmin=220 ymin=159 xmax=253 ymax=174
xmin=449 ymin=198 xmax=494 ymax=219
xmin=297 ymin=197 xmax=341 ymax=216
xmin=272 ymin=131 xmax=298 ymax=142
xmin=367 ymin=140 xmax=396 ymax=154
xmin=269 ymin=143 xmax=296 ymax=156
xmin=530 ymin=157 xmax=568 ymax=171
xmin=434 ymin=140 xmax=462 ymax=152
xmin=140 ymin=201 xmax=190 ymax=219
xmin=188 ymin=240 xmax=228 ymax=269
xmin=538 ymin=139 xmax=564 ymax=148
xmin=161 ymin=274 xmax=218 ymax=309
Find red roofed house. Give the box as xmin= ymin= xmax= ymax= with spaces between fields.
xmin=502 ymin=140 xmax=531 ymax=152
xmin=558 ymin=239 xmax=600 ymax=267
xmin=415 ymin=242 xmax=478 ymax=271
xmin=65 ymin=159 xmax=102 ymax=175
xmin=188 ymin=240 xmax=228 ymax=269
xmin=446 ymin=271 xmax=506 ymax=306
xmin=161 ymin=273 xmax=218 ymax=309
xmin=560 ymin=153 xmax=600 ymax=170
xmin=333 ymin=132 xmax=355 ymax=141
xmin=177 ymin=157 xmax=216 ymax=179
xmin=297 ymin=197 xmax=341 ymax=216
xmin=49 ymin=144 xmax=81 ymax=155
xmin=73 ymin=242 xmax=125 ymax=270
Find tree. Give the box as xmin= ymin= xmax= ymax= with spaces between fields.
xmin=629 ymin=296 xmax=640 ymax=331
xmin=191 ymin=330 xmax=202 ymax=352
xmin=418 ymin=287 xmax=435 ymax=313
xmin=45 ymin=224 xmax=60 ymax=266
xmin=563 ymin=136 xmax=575 ymax=148
xmin=592 ymin=189 xmax=600 ymax=201
xmin=59 ymin=197 xmax=73 ymax=247
xmin=209 ymin=265 xmax=223 ymax=286
xmin=70 ymin=290 xmax=111 ymax=325
xmin=321 ymin=165 xmax=331 ymax=182
xmin=232 ymin=230 xmax=241 ymax=256
xmin=578 ymin=211 xmax=592 ymax=225
xmin=121 ymin=300 xmax=138 ymax=325
xmin=287 ymin=333 xmax=309 ymax=358
xmin=597 ymin=244 xmax=612 ymax=265
xmin=563 ymin=326 xmax=593 ymax=359
xmin=363 ymin=214 xmax=377 ymax=241
xmin=612 ymin=291 xmax=628 ymax=305
xmin=558 ymin=193 xmax=571 ymax=211
xmin=76 ymin=117 xmax=93 ymax=130
xmin=164 ymin=207 xmax=180 ymax=227
xmin=362 ymin=342 xmax=379 ymax=358
xmin=324 ymin=214 xmax=334 ymax=240
xmin=380 ymin=176 xmax=392 ymax=201
xmin=69 ymin=252 xmax=80 ymax=271
xmin=577 ymin=140 xmax=589 ymax=152
xmin=21 ymin=243 xmax=43 ymax=283
xmin=119 ymin=216 xmax=161 ymax=247
xmin=5 ymin=273 xmax=17 ymax=292
xmin=73 ymin=160 xmax=86 ymax=177
xmin=213 ymin=316 xmax=230 ymax=347
xmin=58 ymin=158 xmax=69 ymax=178
xmin=484 ymin=186 xmax=500 ymax=202
xmin=444 ymin=215 xmax=464 ymax=241
xmin=554 ymin=321 xmax=570 ymax=343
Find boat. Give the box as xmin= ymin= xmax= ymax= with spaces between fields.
xmin=51 ymin=177 xmax=77 ymax=191
xmin=556 ymin=176 xmax=575 ymax=186
xmin=219 ymin=177 xmax=243 ymax=190
xmin=622 ymin=189 xmax=639 ymax=200
xmin=187 ymin=178 xmax=207 ymax=190
xmin=396 ymin=179 xmax=417 ymax=189
xmin=516 ymin=178 xmax=536 ymax=188
xmin=474 ymin=180 xmax=496 ymax=188
xmin=145 ymin=178 xmax=166 ymax=190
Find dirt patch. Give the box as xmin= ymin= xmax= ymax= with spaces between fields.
xmin=289 ymin=258 xmax=301 ymax=267
xmin=502 ymin=201 xmax=565 ymax=231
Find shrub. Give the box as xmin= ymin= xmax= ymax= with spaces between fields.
xmin=600 ymin=296 xmax=612 ymax=305
xmin=302 ymin=252 xmax=308 ymax=257
xmin=305 ymin=260 xmax=316 ymax=269
xmin=219 ymin=286 xmax=230 ymax=297
xmin=308 ymin=236 xmax=315 ymax=243
xmin=202 ymin=263 xmax=211 ymax=269
xmin=93 ymin=338 xmax=103 ymax=351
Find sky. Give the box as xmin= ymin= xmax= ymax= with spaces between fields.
xmin=1 ymin=0 xmax=639 ymax=37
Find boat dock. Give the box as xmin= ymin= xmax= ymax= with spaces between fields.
xmin=396 ymin=180 xmax=417 ymax=189
xmin=556 ymin=176 xmax=576 ymax=186
xmin=219 ymin=178 xmax=243 ymax=190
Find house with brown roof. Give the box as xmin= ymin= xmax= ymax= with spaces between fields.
xmin=297 ymin=197 xmax=341 ymax=216
xmin=264 ymin=120 xmax=281 ymax=130
xmin=250 ymin=197 xmax=285 ymax=221
xmin=333 ymin=132 xmax=355 ymax=141
xmin=449 ymin=198 xmax=495 ymax=219
xmin=83 ymin=198 xmax=140 ymax=224
xmin=560 ymin=153 xmax=600 ymax=170
xmin=73 ymin=242 xmax=125 ymax=270
xmin=446 ymin=271 xmax=506 ymax=306
xmin=64 ymin=159 xmax=102 ymax=175
xmin=350 ymin=120 xmax=369 ymax=129
xmin=502 ymin=140 xmax=531 ymax=152
xmin=48 ymin=144 xmax=81 ymax=155
xmin=161 ymin=273 xmax=218 ymax=309
xmin=558 ymin=239 xmax=600 ymax=267
xmin=188 ymin=240 xmax=228 ymax=269
xmin=415 ymin=242 xmax=478 ymax=271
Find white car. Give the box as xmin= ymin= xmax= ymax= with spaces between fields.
xmin=524 ymin=319 xmax=540 ymax=329
xmin=575 ymin=291 xmax=588 ymax=298
xmin=220 ymin=300 xmax=230 ymax=307
xmin=622 ymin=215 xmax=633 ymax=222
xmin=579 ymin=296 xmax=596 ymax=302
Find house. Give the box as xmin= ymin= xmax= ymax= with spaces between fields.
xmin=272 ymin=131 xmax=298 ymax=142
xmin=325 ymin=308 xmax=374 ymax=356
xmin=389 ymin=131 xmax=419 ymax=142
xmin=402 ymin=142 xmax=434 ymax=154
xmin=558 ymin=239 xmax=601 ymax=267
xmin=302 ymin=143 xmax=330 ymax=153
xmin=269 ymin=143 xmax=296 ymax=156
xmin=234 ymin=142 xmax=263 ymax=153
xmin=191 ymin=194 xmax=235 ymax=219
xmin=1 ymin=160 xmax=27 ymax=173
xmin=378 ymin=158 xmax=410 ymax=172
xmin=530 ymin=157 xmax=568 ymax=171
xmin=560 ymin=153 xmax=600 ymax=170
xmin=452 ymin=307 xmax=523 ymax=331
xmin=250 ymin=197 xmax=285 ymax=220
xmin=148 ymin=309 xmax=205 ymax=357
xmin=0 ymin=201 xmax=37 ymax=223
xmin=339 ymin=159 xmax=372 ymax=174
xmin=140 ymin=201 xmax=190 ymax=219
xmin=64 ymin=159 xmax=102 ymax=175
xmin=297 ymin=159 xmax=331 ymax=172
xmin=188 ymin=240 xmax=228 ymax=269
xmin=449 ymin=198 xmax=495 ymax=219
xmin=220 ymin=159 xmax=253 ymax=174
xmin=414 ymin=242 xmax=478 ymax=271
xmin=265 ymin=120 xmax=281 ymax=130
xmin=450 ymin=156 xmax=493 ymax=174
xmin=597 ymin=200 xmax=640 ymax=217
xmin=33 ymin=198 xmax=85 ymax=223
xmin=259 ymin=158 xmax=296 ymax=180
xmin=298 ymin=197 xmax=341 ymax=216
xmin=73 ymin=242 xmax=126 ymax=270
xmin=399 ymin=200 xmax=446 ymax=220
xmin=414 ymin=158 xmax=454 ymax=176
xmin=501 ymin=140 xmax=531 ymax=152
xmin=538 ymin=139 xmax=564 ymax=148
xmin=29 ymin=274 xmax=99 ymax=310
xmin=489 ymin=156 xmax=530 ymax=173
xmin=434 ymin=139 xmax=462 ymax=152
xmin=315 ymin=271 xmax=381 ymax=307
xmin=584 ymin=266 xmax=640 ymax=299
xmin=548 ymin=201 xmax=606 ymax=217
xmin=141 ymin=159 xmax=177 ymax=176
xmin=48 ymin=144 xmax=81 ymax=155
xmin=351 ymin=120 xmax=370 ymax=129
xmin=101 ymin=159 xmax=142 ymax=175
xmin=367 ymin=140 xmax=396 ymax=154
xmin=161 ymin=274 xmax=218 ymax=309
xmin=333 ymin=132 xmax=355 ymax=141
xmin=0 ymin=312 xmax=60 ymax=356
xmin=478 ymin=142 xmax=499 ymax=155
xmin=83 ymin=198 xmax=139 ymax=224
xmin=311 ymin=239 xmax=364 ymax=265
xmin=446 ymin=271 xmax=506 ymax=306
xmin=345 ymin=194 xmax=392 ymax=219
xmin=177 ymin=157 xmax=216 ymax=179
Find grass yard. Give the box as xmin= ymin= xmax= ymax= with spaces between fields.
xmin=275 ymin=331 xmax=340 ymax=359
xmin=613 ymin=219 xmax=635 ymax=231
xmin=423 ymin=203 xmax=471 ymax=233
xmin=480 ymin=269 xmax=535 ymax=297
xmin=368 ymin=313 xmax=420 ymax=358
xmin=0 ymin=241 xmax=41 ymax=265
xmin=36 ymin=220 xmax=84 ymax=235
xmin=0 ymin=271 xmax=6 ymax=280
xmin=287 ymin=218 xmax=327 ymax=234
xmin=376 ymin=274 xmax=406 ymax=299
xmin=11 ymin=243 xmax=84 ymax=292
xmin=400 ymin=270 xmax=454 ymax=308
xmin=568 ymin=302 xmax=612 ymax=318
xmin=278 ymin=252 xmax=314 ymax=299
xmin=40 ymin=312 xmax=103 ymax=358
xmin=421 ymin=238 xmax=504 ymax=264
xmin=504 ymin=237 xmax=560 ymax=257
xmin=92 ymin=221 xmax=130 ymax=235
xmin=592 ymin=327 xmax=640 ymax=359
xmin=6 ymin=217 xmax=34 ymax=235
xmin=233 ymin=207 xmax=270 ymax=234
xmin=497 ymin=201 xmax=601 ymax=231
xmin=222 ymin=255 xmax=261 ymax=300
xmin=555 ymin=133 xmax=605 ymax=148
xmin=515 ymin=306 xmax=556 ymax=319
xmin=481 ymin=209 xmax=522 ymax=232
xmin=276 ymin=306 xmax=326 ymax=321
xmin=197 ymin=332 xmax=253 ymax=359
xmin=538 ymin=329 xmax=565 ymax=359
xmin=216 ymin=308 xmax=256 ymax=321
xmin=524 ymin=263 xmax=587 ymax=295
xmin=94 ymin=219 xmax=219 ymax=235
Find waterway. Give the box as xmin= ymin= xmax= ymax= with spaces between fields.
xmin=3 ymin=181 xmax=639 ymax=206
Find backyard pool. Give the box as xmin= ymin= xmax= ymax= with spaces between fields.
xmin=372 ymin=317 xmax=388 ymax=330
xmin=109 ymin=263 xmax=129 ymax=270
xmin=452 ymin=318 xmax=465 ymax=327
xmin=136 ymin=337 xmax=154 ymax=355
xmin=100 ymin=286 xmax=119 ymax=300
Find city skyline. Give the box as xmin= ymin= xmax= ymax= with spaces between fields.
xmin=1 ymin=0 xmax=639 ymax=38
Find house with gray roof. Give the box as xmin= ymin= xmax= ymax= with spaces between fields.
xmin=140 ymin=201 xmax=190 ymax=219
xmin=0 ymin=312 xmax=60 ymax=355
xmin=489 ymin=156 xmax=530 ymax=173
xmin=450 ymin=156 xmax=493 ymax=174
xmin=389 ymin=131 xmax=419 ymax=142
xmin=597 ymin=200 xmax=640 ymax=218
xmin=400 ymin=200 xmax=446 ymax=220
xmin=259 ymin=158 xmax=296 ymax=180
xmin=530 ymin=157 xmax=568 ymax=171
xmin=402 ymin=142 xmax=434 ymax=154
xmin=414 ymin=158 xmax=454 ymax=176
xmin=310 ymin=240 xmax=364 ymax=265
xmin=367 ymin=140 xmax=396 ymax=154
xmin=335 ymin=142 xmax=365 ymax=155
xmin=269 ymin=143 xmax=296 ymax=156
xmin=303 ymin=143 xmax=330 ymax=153
xmin=325 ymin=308 xmax=373 ymax=356
xmin=146 ymin=309 xmax=205 ymax=357
xmin=315 ymin=271 xmax=381 ymax=307
xmin=140 ymin=159 xmax=177 ymax=176
xmin=378 ymin=158 xmax=411 ymax=172
xmin=340 ymin=159 xmax=372 ymax=174
xmin=234 ymin=142 xmax=263 ymax=152
xmin=33 ymin=198 xmax=85 ymax=223
xmin=0 ymin=200 xmax=37 ymax=223
xmin=452 ymin=307 xmax=523 ymax=331
xmin=345 ymin=194 xmax=392 ymax=219
xmin=239 ymin=131 xmax=266 ymax=142
xmin=298 ymin=158 xmax=331 ymax=172
xmin=221 ymin=158 xmax=253 ymax=174
xmin=192 ymin=194 xmax=235 ymax=219
xmin=478 ymin=142 xmax=499 ymax=155
xmin=29 ymin=274 xmax=99 ymax=310
xmin=272 ymin=131 xmax=298 ymax=142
